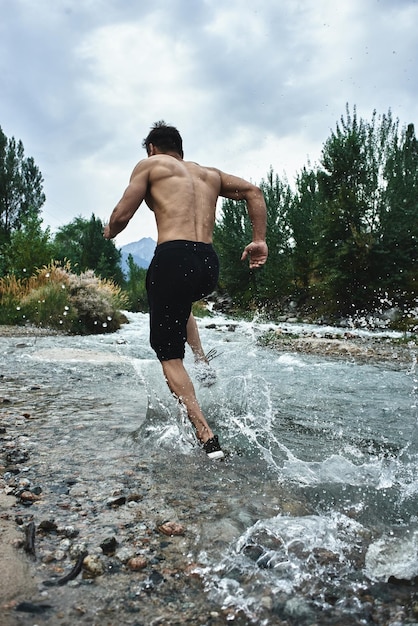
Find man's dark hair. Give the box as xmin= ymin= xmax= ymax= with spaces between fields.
xmin=142 ymin=121 xmax=184 ymax=158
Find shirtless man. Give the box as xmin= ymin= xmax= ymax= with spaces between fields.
xmin=104 ymin=122 xmax=268 ymax=459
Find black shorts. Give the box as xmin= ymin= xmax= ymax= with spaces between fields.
xmin=146 ymin=240 xmax=219 ymax=361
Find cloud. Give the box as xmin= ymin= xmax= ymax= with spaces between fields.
xmin=1 ymin=0 xmax=418 ymax=246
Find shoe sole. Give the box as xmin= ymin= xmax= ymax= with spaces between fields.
xmin=206 ymin=450 xmax=225 ymax=460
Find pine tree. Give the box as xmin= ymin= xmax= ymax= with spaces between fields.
xmin=0 ymin=126 xmax=45 ymax=244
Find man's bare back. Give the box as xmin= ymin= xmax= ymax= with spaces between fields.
xmin=140 ymin=154 xmax=220 ymax=244
xmin=104 ymin=144 xmax=267 ymax=268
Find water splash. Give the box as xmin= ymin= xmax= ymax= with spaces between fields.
xmin=196 ymin=511 xmax=367 ymax=620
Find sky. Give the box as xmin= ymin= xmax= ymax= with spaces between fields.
xmin=1 ymin=0 xmax=418 ymax=247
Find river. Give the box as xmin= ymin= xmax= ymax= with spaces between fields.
xmin=1 ymin=312 xmax=417 ymax=625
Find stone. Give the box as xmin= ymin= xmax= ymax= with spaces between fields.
xmin=100 ymin=536 xmax=118 ymax=555
xmin=19 ymin=490 xmax=40 ymax=503
xmin=127 ymin=556 xmax=147 ymax=571
xmin=82 ymin=554 xmax=105 ymax=578
xmin=157 ymin=521 xmax=185 ymax=537
xmin=106 ymin=495 xmax=126 ymax=508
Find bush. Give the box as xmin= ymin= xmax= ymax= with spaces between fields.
xmin=0 ymin=263 xmax=128 ymax=334
xmin=67 ymin=270 xmax=128 ymax=333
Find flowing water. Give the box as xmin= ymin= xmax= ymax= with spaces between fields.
xmin=1 ymin=312 xmax=418 ymax=625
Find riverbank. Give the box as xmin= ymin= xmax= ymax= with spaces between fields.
xmin=259 ymin=329 xmax=417 ymax=366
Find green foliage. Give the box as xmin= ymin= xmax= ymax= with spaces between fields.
xmin=0 ymin=126 xmax=45 ymax=243
xmin=192 ymin=301 xmax=213 ymax=318
xmin=213 ymin=198 xmax=252 ymax=304
xmin=288 ymin=167 xmax=319 ymax=296
xmin=214 ymin=169 xmax=293 ymax=308
xmin=376 ymin=122 xmax=418 ymax=306
xmin=123 ymin=254 xmax=148 ymax=312
xmin=1 ymin=210 xmax=55 ymax=278
xmin=19 ymin=282 xmax=76 ymax=331
xmin=313 ymin=106 xmax=383 ymax=314
xmin=52 ymin=214 xmax=124 ymax=284
xmin=0 ymin=263 xmax=128 ymax=334
xmin=213 ymin=105 xmax=417 ymax=321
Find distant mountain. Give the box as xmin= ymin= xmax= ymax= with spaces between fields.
xmin=120 ymin=237 xmax=156 ymax=274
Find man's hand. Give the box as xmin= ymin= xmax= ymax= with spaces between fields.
xmin=241 ymin=241 xmax=268 ymax=269
xmin=103 ymin=224 xmax=112 ymax=239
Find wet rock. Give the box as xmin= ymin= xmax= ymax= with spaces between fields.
xmin=15 ymin=601 xmax=52 ymax=614
xmin=126 ymin=492 xmax=143 ymax=503
xmin=100 ymin=536 xmax=118 ymax=556
xmin=68 ymin=484 xmax=89 ymax=497
xmin=58 ymin=525 xmax=79 ymax=539
xmin=53 ymin=549 xmax=67 ymax=561
xmin=5 ymin=449 xmax=29 ymax=464
xmin=141 ymin=569 xmax=165 ymax=593
xmin=82 ymin=554 xmax=105 ymax=578
xmin=115 ymin=546 xmax=135 ymax=563
xmin=19 ymin=490 xmax=40 ymax=503
xmin=39 ymin=519 xmax=58 ymax=533
xmin=242 ymin=544 xmax=264 ymax=561
xmin=157 ymin=521 xmax=185 ymax=537
xmin=69 ymin=542 xmax=88 ymax=560
xmin=106 ymin=495 xmax=126 ymax=508
xmin=127 ymin=556 xmax=147 ymax=571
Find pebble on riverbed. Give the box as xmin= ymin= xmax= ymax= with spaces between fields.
xmin=157 ymin=521 xmax=185 ymax=537
xmin=82 ymin=554 xmax=105 ymax=578
xmin=127 ymin=556 xmax=147 ymax=571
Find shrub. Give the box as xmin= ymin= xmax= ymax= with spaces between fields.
xmin=0 ymin=263 xmax=128 ymax=334
xmin=67 ymin=270 xmax=128 ymax=334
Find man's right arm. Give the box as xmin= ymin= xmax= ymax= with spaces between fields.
xmin=104 ymin=161 xmax=150 ymax=239
xmin=219 ymin=172 xmax=268 ymax=268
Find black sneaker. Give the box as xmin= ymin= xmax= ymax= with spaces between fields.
xmin=203 ymin=435 xmax=225 ymax=460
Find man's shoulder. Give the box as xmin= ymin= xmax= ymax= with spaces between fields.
xmin=185 ymin=161 xmax=221 ymax=177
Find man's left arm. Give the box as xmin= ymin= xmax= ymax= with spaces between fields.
xmin=219 ymin=172 xmax=268 ymax=268
xmin=104 ymin=164 xmax=149 ymax=239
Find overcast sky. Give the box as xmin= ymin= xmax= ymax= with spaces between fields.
xmin=1 ymin=0 xmax=417 ymax=247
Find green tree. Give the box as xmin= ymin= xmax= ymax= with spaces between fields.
xmin=1 ymin=209 xmax=54 ymax=278
xmin=213 ymin=197 xmax=251 ymax=303
xmin=124 ymin=254 xmax=148 ymax=312
xmin=258 ymin=170 xmax=293 ymax=305
xmin=53 ymin=214 xmax=124 ymax=283
xmin=376 ymin=122 xmax=418 ymax=306
xmin=214 ymin=169 xmax=293 ymax=308
xmin=313 ymin=106 xmax=394 ymax=315
xmin=288 ymin=166 xmax=319 ymax=298
xmin=0 ymin=126 xmax=45 ymax=244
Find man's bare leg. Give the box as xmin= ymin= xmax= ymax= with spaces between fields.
xmin=161 ymin=358 xmax=214 ymax=443
xmin=186 ymin=314 xmax=207 ymax=363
